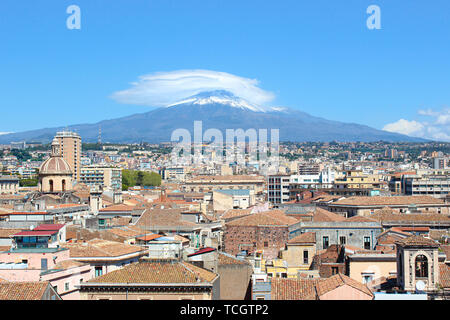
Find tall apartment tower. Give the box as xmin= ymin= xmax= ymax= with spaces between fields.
xmin=55 ymin=131 xmax=82 ymax=182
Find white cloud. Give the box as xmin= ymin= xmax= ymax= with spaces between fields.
xmin=111 ymin=69 xmax=275 ymax=107
xmin=383 ymin=119 xmax=424 ymax=136
xmin=417 ymin=108 xmax=438 ymax=116
xmin=383 ymin=107 xmax=450 ymax=142
xmin=0 ymin=132 xmax=12 ymax=136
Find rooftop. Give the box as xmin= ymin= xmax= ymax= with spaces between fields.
xmin=332 ymin=196 xmax=445 ymax=207
xmin=288 ymin=232 xmax=316 ymax=245
xmin=395 ymin=235 xmax=439 ymax=247
xmin=226 ymin=210 xmax=298 ymax=227
xmin=85 ymin=259 xmax=217 ymax=285
xmin=315 ymin=273 xmax=374 ymax=298
xmin=62 ymin=239 xmax=146 ymax=258
xmin=0 ymin=281 xmax=53 ymax=300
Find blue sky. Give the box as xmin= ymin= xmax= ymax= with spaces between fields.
xmin=0 ymin=0 xmax=449 ymax=140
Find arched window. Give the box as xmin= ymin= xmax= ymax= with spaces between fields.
xmin=415 ymin=255 xmax=428 ymax=278
xmin=49 ymin=180 xmax=54 ymax=193
xmin=62 ymin=180 xmax=66 ymax=192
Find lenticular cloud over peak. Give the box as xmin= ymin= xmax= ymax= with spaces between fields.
xmin=111 ymin=70 xmax=276 ymax=107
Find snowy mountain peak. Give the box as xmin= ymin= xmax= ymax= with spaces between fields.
xmin=167 ymin=90 xmax=271 ymax=113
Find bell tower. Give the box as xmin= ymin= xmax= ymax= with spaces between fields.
xmin=396 ymin=235 xmax=439 ymax=292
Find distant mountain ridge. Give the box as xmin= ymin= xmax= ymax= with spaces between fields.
xmin=0 ymin=90 xmax=426 ymax=144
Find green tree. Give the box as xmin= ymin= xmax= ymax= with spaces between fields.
xmin=121 ymin=170 xmax=161 ymax=191
xmin=19 ymin=178 xmax=39 ymax=187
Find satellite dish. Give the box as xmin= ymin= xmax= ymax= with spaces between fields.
xmin=415 ymin=280 xmax=426 ymax=292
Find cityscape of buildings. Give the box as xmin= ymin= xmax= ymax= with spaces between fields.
xmin=0 ymin=131 xmax=448 ymax=301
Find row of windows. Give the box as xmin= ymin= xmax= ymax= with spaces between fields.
xmin=322 ymin=236 xmax=371 ymax=250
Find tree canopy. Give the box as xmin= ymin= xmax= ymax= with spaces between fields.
xmin=122 ymin=170 xmax=161 ymax=190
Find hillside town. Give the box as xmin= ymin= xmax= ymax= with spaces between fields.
xmin=0 ymin=131 xmax=448 ymax=300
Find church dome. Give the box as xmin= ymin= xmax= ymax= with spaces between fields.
xmin=39 ymin=157 xmax=73 ymax=175
xmin=39 ymin=138 xmax=73 ymax=176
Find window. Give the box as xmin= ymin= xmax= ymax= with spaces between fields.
xmin=65 ymin=283 xmax=70 ymax=291
xmin=362 ymin=274 xmax=373 ymax=284
xmin=255 ymin=296 xmax=265 ymax=300
xmin=264 ymin=241 xmax=269 ymax=248
xmin=303 ymin=250 xmax=309 ymax=264
xmin=41 ymin=258 xmax=48 ymax=271
xmin=339 ymin=236 xmax=346 ymax=245
xmin=331 ymin=267 xmax=339 ymax=275
xmin=415 ymin=255 xmax=428 ymax=278
xmin=95 ymin=266 xmax=103 ymax=277
xmin=323 ymin=236 xmax=329 ymax=249
xmin=364 ymin=237 xmax=371 ymax=250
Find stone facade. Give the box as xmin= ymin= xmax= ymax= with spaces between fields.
xmin=224 ymin=225 xmax=289 ymax=260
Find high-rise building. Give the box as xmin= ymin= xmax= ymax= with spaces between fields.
xmin=80 ymin=165 xmax=122 ymax=191
xmin=432 ymin=157 xmax=449 ymax=170
xmin=268 ymin=174 xmax=291 ymax=204
xmin=55 ymin=131 xmax=82 ymax=182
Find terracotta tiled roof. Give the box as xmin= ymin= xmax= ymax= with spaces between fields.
xmin=107 ymin=226 xmax=146 ymax=238
xmin=371 ymin=208 xmax=450 ymax=223
xmin=439 ymin=263 xmax=450 ymax=288
xmin=218 ymin=252 xmax=249 ymax=265
xmin=0 ymin=229 xmax=22 ymax=238
xmin=271 ymin=278 xmax=320 ymax=300
xmin=288 ymin=232 xmax=316 ymax=244
xmin=312 ymin=207 xmax=346 ymax=222
xmin=62 ymin=239 xmax=146 ymax=258
xmin=346 ymin=215 xmax=378 ymax=222
xmin=315 ymin=273 xmax=373 ymax=298
xmin=226 ymin=210 xmax=297 ymax=227
xmin=222 ymin=209 xmax=252 ymax=220
xmin=135 ymin=208 xmax=198 ymax=228
xmin=377 ymin=227 xmax=412 ymax=242
xmin=333 ymin=196 xmax=444 ymax=206
xmin=137 ymin=234 xmax=163 ymax=241
xmin=0 ymin=282 xmax=53 ymax=300
xmin=440 ymin=245 xmax=450 ymax=262
xmin=110 ymin=217 xmax=132 ymax=227
xmin=52 ymin=259 xmax=88 ymax=271
xmin=87 ymin=260 xmax=217 ymax=284
xmin=395 ymin=235 xmax=439 ymax=247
